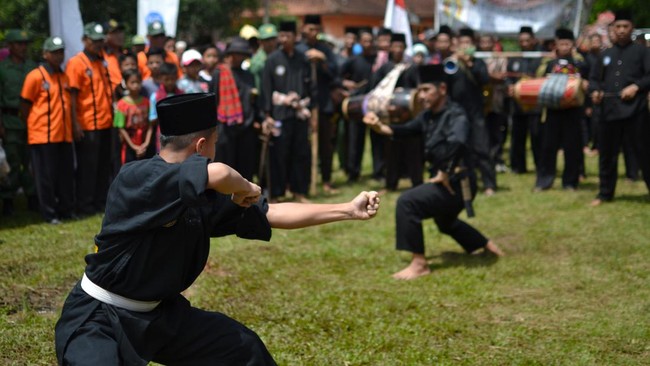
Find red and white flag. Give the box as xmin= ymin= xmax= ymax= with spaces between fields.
xmin=384 ymin=0 xmax=413 ymax=55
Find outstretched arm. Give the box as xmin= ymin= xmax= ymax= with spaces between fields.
xmin=266 ymin=191 xmax=380 ymax=229
xmin=207 ymin=162 xmax=261 ymax=207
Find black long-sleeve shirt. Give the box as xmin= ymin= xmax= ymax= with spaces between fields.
xmin=449 ymin=58 xmax=490 ymax=119
xmin=209 ymin=66 xmax=258 ymax=128
xmin=390 ymin=100 xmax=469 ymax=176
xmin=340 ymin=53 xmax=376 ymax=96
xmin=262 ymin=48 xmax=311 ymax=120
xmin=507 ymin=56 xmax=542 ymax=115
xmin=295 ymin=40 xmax=337 ymax=113
xmin=589 ymin=42 xmax=650 ymax=122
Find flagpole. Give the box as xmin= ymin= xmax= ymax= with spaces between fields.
xmin=433 ymin=0 xmax=439 ymax=33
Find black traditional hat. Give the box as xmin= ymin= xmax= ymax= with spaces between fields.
xmin=391 ymin=32 xmax=406 ymax=44
xmin=520 ymin=26 xmax=534 ymax=35
xmin=357 ymin=26 xmax=373 ymax=37
xmin=555 ymin=28 xmax=574 ymax=41
xmin=438 ymin=25 xmax=453 ymax=36
xmin=279 ymin=21 xmax=297 ymax=33
xmin=377 ymin=27 xmax=393 ymax=36
xmin=157 ymin=93 xmax=217 ymax=136
xmin=304 ymin=14 xmax=322 ymax=25
xmin=459 ymin=27 xmax=475 ymax=39
xmin=226 ymin=36 xmax=252 ymax=56
xmin=418 ymin=64 xmax=447 ymax=84
xmin=614 ymin=9 xmax=633 ymax=22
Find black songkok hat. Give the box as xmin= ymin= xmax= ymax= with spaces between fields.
xmin=304 ymin=14 xmax=322 ymax=25
xmin=378 ymin=27 xmax=393 ymax=36
xmin=279 ymin=21 xmax=297 ymax=33
xmin=459 ymin=27 xmax=475 ymax=38
xmin=157 ymin=93 xmax=217 ymax=136
xmin=391 ymin=32 xmax=406 ymax=44
xmin=418 ymin=64 xmax=447 ymax=84
xmin=555 ymin=28 xmax=574 ymax=41
xmin=439 ymin=25 xmax=453 ymax=36
xmin=357 ymin=26 xmax=373 ymax=37
xmin=344 ymin=26 xmax=359 ymax=35
xmin=520 ymin=26 xmax=534 ymax=35
xmin=614 ymin=9 xmax=633 ymax=22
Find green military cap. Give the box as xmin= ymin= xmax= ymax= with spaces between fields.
xmin=43 ymin=36 xmax=65 ymax=52
xmin=147 ymin=21 xmax=166 ymax=36
xmin=258 ymin=24 xmax=278 ymax=40
xmin=5 ymin=29 xmax=31 ymax=43
xmin=131 ymin=35 xmax=146 ymax=46
xmin=84 ymin=22 xmax=106 ymax=40
xmin=105 ymin=19 xmax=125 ymax=33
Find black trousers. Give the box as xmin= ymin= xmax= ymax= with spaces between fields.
xmin=75 ymin=129 xmax=112 ymax=215
xmin=535 ymin=108 xmax=582 ymax=189
xmin=469 ymin=114 xmax=497 ymax=190
xmin=269 ymin=118 xmax=310 ymax=198
xmin=395 ymin=180 xmax=488 ymax=255
xmin=597 ymin=112 xmax=650 ymax=201
xmin=510 ymin=113 xmax=541 ymax=173
xmin=215 ymin=124 xmax=259 ymax=182
xmin=56 ymin=285 xmax=277 ymax=366
xmin=486 ymin=111 xmax=508 ymax=165
xmin=385 ymin=136 xmax=423 ymax=190
xmin=346 ymin=119 xmax=385 ymax=181
xmin=318 ymin=112 xmax=336 ymax=183
xmin=30 ymin=143 xmax=74 ymax=221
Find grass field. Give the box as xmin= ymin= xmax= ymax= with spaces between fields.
xmin=1 ymin=152 xmax=650 ymax=365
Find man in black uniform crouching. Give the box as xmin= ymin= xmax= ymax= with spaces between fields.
xmin=364 ymin=65 xmax=503 ymax=280
xmin=55 ymin=93 xmax=380 ymax=365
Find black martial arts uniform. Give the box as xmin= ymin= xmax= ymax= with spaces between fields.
xmin=391 ymin=101 xmax=488 ymax=255
xmin=369 ymin=61 xmax=423 ymax=190
xmin=210 ymin=66 xmax=259 ymax=181
xmin=262 ymin=48 xmax=312 ymax=198
xmin=449 ymin=57 xmax=496 ymax=191
xmin=535 ymin=56 xmax=587 ymax=190
xmin=55 ymin=154 xmax=277 ymax=365
xmin=507 ymin=56 xmax=542 ymax=173
xmin=589 ymin=41 xmax=650 ymax=200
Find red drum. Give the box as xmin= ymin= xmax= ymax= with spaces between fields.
xmin=514 ymin=75 xmax=584 ymax=110
xmin=342 ymin=88 xmax=422 ymax=124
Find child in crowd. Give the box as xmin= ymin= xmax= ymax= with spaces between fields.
xmin=141 ymin=47 xmax=165 ymax=96
xmin=114 ymin=52 xmax=141 ymax=100
xmin=177 ymin=49 xmax=209 ymax=93
xmin=114 ymin=69 xmax=153 ymax=164
xmin=199 ymin=45 xmax=221 ymax=81
xmin=150 ymin=63 xmax=182 ymax=151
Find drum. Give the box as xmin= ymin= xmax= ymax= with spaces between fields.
xmin=514 ymin=74 xmax=584 ymax=110
xmin=342 ymin=88 xmax=422 ymax=124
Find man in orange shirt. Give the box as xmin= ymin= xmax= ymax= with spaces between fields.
xmin=20 ymin=37 xmax=74 ymax=224
xmin=66 ymin=22 xmax=114 ymax=216
xmin=137 ymin=20 xmax=182 ymax=80
xmin=103 ymin=19 xmax=126 ymax=93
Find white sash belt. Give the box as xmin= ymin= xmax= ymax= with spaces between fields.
xmin=80 ymin=273 xmax=161 ymax=312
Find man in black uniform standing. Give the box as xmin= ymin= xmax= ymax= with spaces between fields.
xmin=55 ymin=93 xmax=380 ymax=365
xmin=535 ymin=28 xmax=587 ymax=191
xmin=296 ymin=14 xmax=339 ymax=193
xmin=507 ymin=26 xmax=542 ymax=174
xmin=364 ymin=65 xmax=503 ymax=280
xmin=590 ymin=10 xmax=650 ymax=205
xmin=261 ymin=21 xmax=312 ymax=202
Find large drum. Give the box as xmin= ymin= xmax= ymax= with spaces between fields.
xmin=514 ymin=74 xmax=584 ymax=110
xmin=342 ymin=88 xmax=422 ymax=124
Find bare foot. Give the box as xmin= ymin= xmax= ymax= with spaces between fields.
xmin=323 ymin=183 xmax=339 ymax=195
xmin=483 ymin=240 xmax=505 ymax=257
xmin=484 ymin=188 xmax=496 ymax=196
xmin=392 ymin=254 xmax=431 ymax=280
xmin=590 ymin=198 xmax=603 ymax=207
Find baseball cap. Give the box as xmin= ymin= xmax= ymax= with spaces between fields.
xmin=84 ymin=22 xmax=106 ymax=41
xmin=239 ymin=24 xmax=259 ymax=40
xmin=181 ymin=49 xmax=203 ymax=66
xmin=43 ymin=36 xmax=65 ymax=52
xmin=131 ymin=35 xmax=146 ymax=46
xmin=5 ymin=29 xmax=31 ymax=43
xmin=258 ymin=24 xmax=278 ymax=40
xmin=147 ymin=21 xmax=166 ymax=36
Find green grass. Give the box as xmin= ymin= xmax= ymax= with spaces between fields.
xmin=1 ymin=152 xmax=650 ymax=365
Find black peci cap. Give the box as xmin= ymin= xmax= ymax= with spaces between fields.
xmin=520 ymin=26 xmax=534 ymax=35
xmin=157 ymin=93 xmax=217 ymax=136
xmin=377 ymin=27 xmax=393 ymax=36
xmin=391 ymin=32 xmax=406 ymax=44
xmin=459 ymin=27 xmax=475 ymax=38
xmin=304 ymin=14 xmax=322 ymax=25
xmin=279 ymin=21 xmax=297 ymax=33
xmin=555 ymin=28 xmax=574 ymax=41
xmin=614 ymin=9 xmax=633 ymax=23
xmin=418 ymin=64 xmax=447 ymax=84
xmin=438 ymin=25 xmax=453 ymax=36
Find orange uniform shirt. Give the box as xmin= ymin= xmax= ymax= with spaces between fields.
xmin=21 ymin=65 xmax=73 ymax=145
xmin=137 ymin=48 xmax=183 ymax=80
xmin=66 ymin=51 xmax=113 ymax=131
xmin=104 ymin=49 xmax=123 ymax=92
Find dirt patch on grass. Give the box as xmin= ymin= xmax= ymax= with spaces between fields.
xmin=1 ymin=284 xmax=66 ymax=315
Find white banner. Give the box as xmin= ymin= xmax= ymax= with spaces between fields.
xmin=48 ymin=0 xmax=84 ymax=63
xmin=436 ymin=0 xmax=581 ymax=39
xmin=384 ymin=0 xmax=414 ymax=55
xmin=137 ymin=0 xmax=180 ymax=37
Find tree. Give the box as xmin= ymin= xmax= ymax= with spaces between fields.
xmin=588 ymin=0 xmax=650 ymax=27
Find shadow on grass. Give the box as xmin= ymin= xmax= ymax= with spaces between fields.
xmin=426 ymin=250 xmax=500 ymax=271
xmin=614 ymin=194 xmax=650 ymax=204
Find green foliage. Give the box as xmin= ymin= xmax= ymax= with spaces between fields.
xmin=1 ymin=152 xmax=650 ymax=364
xmin=590 ymin=0 xmax=650 ymax=26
